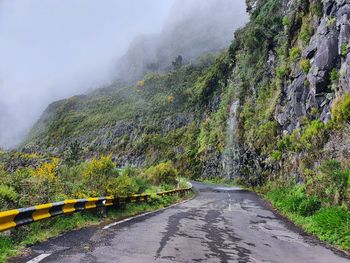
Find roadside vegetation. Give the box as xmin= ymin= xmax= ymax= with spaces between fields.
xmin=0 ymin=192 xmax=193 ymax=263
xmin=0 ymin=152 xmax=193 ymax=262
xmin=260 ymin=171 xmax=350 ymax=251
xmin=0 ymin=152 xmax=182 ymax=210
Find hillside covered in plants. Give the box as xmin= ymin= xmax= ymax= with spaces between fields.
xmin=2 ymin=0 xmax=350 ymax=251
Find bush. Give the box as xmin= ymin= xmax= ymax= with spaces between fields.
xmin=341 ymin=44 xmax=349 ymax=57
xmin=300 ymin=120 xmax=326 ymax=150
xmin=282 ymin=16 xmax=291 ymax=27
xmin=330 ymin=68 xmax=339 ymax=82
xmin=144 ymin=161 xmax=178 ymax=186
xmin=300 ymin=59 xmax=311 ymax=73
xmin=289 ymin=47 xmax=301 ymax=62
xmin=298 ymin=196 xmax=321 ymax=216
xmin=276 ymin=65 xmax=287 ymax=79
xmin=299 ymin=23 xmax=313 ymax=45
xmin=332 ymin=93 xmax=350 ymax=124
xmin=305 ymin=160 xmax=349 ymax=206
xmin=82 ymin=155 xmax=118 ymax=196
xmin=318 ymin=160 xmax=349 ymax=205
xmin=106 ymin=174 xmax=139 ymax=197
xmin=0 ymin=185 xmax=18 ymax=210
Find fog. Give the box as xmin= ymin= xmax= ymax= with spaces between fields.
xmin=0 ymin=0 xmax=248 ymax=149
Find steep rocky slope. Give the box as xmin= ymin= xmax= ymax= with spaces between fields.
xmin=23 ymin=53 xmax=230 ymax=178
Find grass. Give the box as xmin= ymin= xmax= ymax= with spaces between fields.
xmin=263 ymin=186 xmax=350 ymax=252
xmin=0 ymin=191 xmax=194 ymax=263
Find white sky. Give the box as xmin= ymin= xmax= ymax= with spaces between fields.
xmin=0 ymin=0 xmax=175 ymax=148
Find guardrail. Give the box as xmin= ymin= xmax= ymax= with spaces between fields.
xmin=0 ymin=185 xmax=192 ymax=232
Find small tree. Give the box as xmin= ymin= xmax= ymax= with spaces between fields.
xmin=172 ymin=55 xmax=183 ymax=70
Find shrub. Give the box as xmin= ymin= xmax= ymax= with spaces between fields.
xmin=298 ymin=196 xmax=321 ymax=216
xmin=144 ymin=161 xmax=178 ymax=186
xmin=0 ymin=185 xmax=18 ymax=210
xmin=318 ymin=160 xmax=349 ymax=205
xmin=137 ymin=80 xmax=145 ymax=88
xmin=254 ymin=121 xmax=278 ymax=150
xmin=341 ymin=44 xmax=349 ymax=57
xmin=282 ymin=16 xmax=291 ymax=28
xmin=332 ymin=93 xmax=350 ymax=124
xmin=289 ymin=47 xmax=301 ymax=62
xmin=267 ymin=185 xmax=305 ymax=213
xmin=299 ymin=23 xmax=313 ymax=45
xmin=330 ymin=68 xmax=339 ymax=82
xmin=306 ymin=160 xmax=350 ymax=206
xmin=31 ymin=158 xmax=60 ymax=182
xmin=270 ymin=150 xmax=282 ymax=161
xmin=276 ymin=65 xmax=287 ymax=79
xmin=167 ymin=95 xmax=175 ymax=103
xmin=82 ymin=155 xmax=118 ymax=196
xmin=300 ymin=59 xmax=311 ymax=73
xmin=310 ymin=1 xmax=323 ymax=18
xmin=300 ymin=120 xmax=326 ymax=150
xmin=106 ymin=174 xmax=139 ymax=197
xmin=326 ymin=17 xmax=337 ymax=28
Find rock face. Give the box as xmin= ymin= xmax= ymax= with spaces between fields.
xmin=276 ymin=0 xmax=350 ymax=132
xmin=225 ymin=0 xmax=350 ymax=184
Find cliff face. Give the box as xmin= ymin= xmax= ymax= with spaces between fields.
xmin=278 ymin=0 xmax=350 ymax=131
xmin=230 ymin=0 xmax=350 ymax=187
xmin=24 ymin=0 xmax=350 ymax=189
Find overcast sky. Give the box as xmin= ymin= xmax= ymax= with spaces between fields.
xmin=0 ymin=0 xmax=175 ymax=148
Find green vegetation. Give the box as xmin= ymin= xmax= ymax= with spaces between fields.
xmin=0 ymin=191 xmax=193 ymax=263
xmin=341 ymin=44 xmax=349 ymax=57
xmin=289 ymin=47 xmax=301 ymax=62
xmin=264 ymin=182 xmax=349 ymax=251
xmin=330 ymin=68 xmax=340 ymax=83
xmin=299 ymin=22 xmax=313 ymax=45
xmin=0 ymin=153 xmax=182 ymax=210
xmin=327 ymin=16 xmax=337 ymax=28
xmin=300 ymin=58 xmax=311 ymax=74
xmin=145 ymin=161 xmax=178 ymax=186
xmin=332 ymin=93 xmax=350 ymax=125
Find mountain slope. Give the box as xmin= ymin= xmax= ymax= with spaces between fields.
xmin=115 ymin=0 xmax=248 ymax=82
xmin=25 ymin=0 xmax=350 ymax=196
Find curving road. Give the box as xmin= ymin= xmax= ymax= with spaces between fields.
xmin=13 ymin=182 xmax=350 ymax=263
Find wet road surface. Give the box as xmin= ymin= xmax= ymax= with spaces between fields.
xmin=12 ymin=182 xmax=350 ymax=263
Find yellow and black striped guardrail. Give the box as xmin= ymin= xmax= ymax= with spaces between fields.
xmin=0 ymin=185 xmax=192 ymax=232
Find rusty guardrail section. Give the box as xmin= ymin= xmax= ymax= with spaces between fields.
xmin=0 ymin=185 xmax=192 ymax=232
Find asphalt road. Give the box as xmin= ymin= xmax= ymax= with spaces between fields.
xmin=13 ymin=182 xmax=350 ymax=263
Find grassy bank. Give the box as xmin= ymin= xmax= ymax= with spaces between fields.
xmin=0 ymin=191 xmax=193 ymax=263
xmin=259 ymin=184 xmax=350 ymax=252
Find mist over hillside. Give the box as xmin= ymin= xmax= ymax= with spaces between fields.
xmin=116 ymin=0 xmax=248 ymax=82
xmin=0 ymin=0 xmax=248 ymax=149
